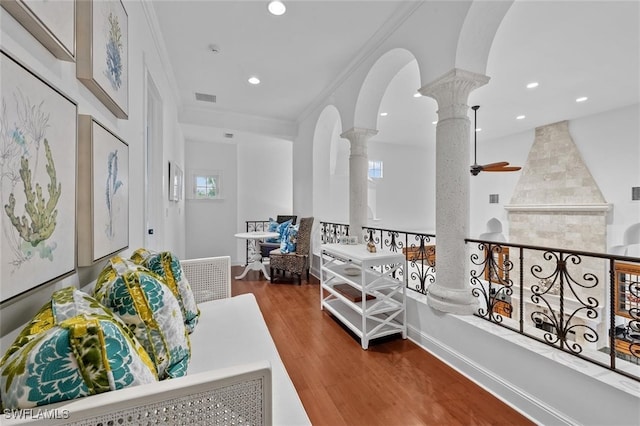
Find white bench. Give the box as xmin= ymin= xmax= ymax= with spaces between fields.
xmin=1 ymin=256 xmax=310 ymax=425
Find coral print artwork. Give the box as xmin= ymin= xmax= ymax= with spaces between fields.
xmin=93 ymin=0 xmax=127 ymax=109
xmin=78 ymin=0 xmax=128 ymax=118
xmin=0 ymin=51 xmax=77 ymax=302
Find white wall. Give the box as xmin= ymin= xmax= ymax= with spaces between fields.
xmin=0 ymin=1 xmax=185 ymax=334
xmin=237 ymin=135 xmax=293 ymax=264
xmin=184 ymin=140 xmax=237 ymax=261
xmin=184 ymin=132 xmax=292 ymax=265
xmin=368 ymin=141 xmax=435 ymax=232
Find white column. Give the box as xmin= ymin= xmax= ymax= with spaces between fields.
xmin=340 ymin=127 xmax=378 ymax=243
xmin=419 ymin=69 xmax=489 ymax=314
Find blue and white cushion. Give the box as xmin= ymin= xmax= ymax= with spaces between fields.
xmin=280 ymin=223 xmax=299 ymax=253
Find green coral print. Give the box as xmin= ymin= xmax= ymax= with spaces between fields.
xmin=1 ymin=92 xmax=60 ymax=270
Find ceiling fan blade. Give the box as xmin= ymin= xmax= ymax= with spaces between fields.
xmin=481 ymin=161 xmax=510 ymax=169
xmin=483 ymin=166 xmax=522 ymax=172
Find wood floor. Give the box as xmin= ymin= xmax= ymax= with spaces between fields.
xmin=232 ymin=267 xmax=534 ymax=426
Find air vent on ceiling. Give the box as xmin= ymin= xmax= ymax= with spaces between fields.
xmin=489 ymin=194 xmax=500 ymax=204
xmin=224 ymin=132 xmax=234 ymax=139
xmin=195 ymin=92 xmax=216 ymax=103
xmin=633 ymin=186 xmax=640 ymax=201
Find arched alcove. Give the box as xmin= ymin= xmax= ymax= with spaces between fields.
xmin=353 ymin=48 xmax=416 ymax=131
xmin=312 ymin=105 xmax=348 ymax=226
xmin=478 ymin=218 xmax=506 ymax=242
xmin=353 ymin=48 xmax=437 ymax=231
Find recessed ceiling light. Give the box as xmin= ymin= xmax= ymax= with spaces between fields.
xmin=516 ymin=115 xmax=525 ymax=120
xmin=268 ymin=1 xmax=286 ymax=16
xmin=248 ymin=76 xmax=260 ymax=85
xmin=475 ymin=128 xmax=482 ymax=132
xmin=432 ymin=121 xmax=438 ymax=125
xmin=380 ymin=112 xmax=388 ymax=117
xmin=526 ymin=82 xmax=539 ymax=89
xmin=413 ymin=93 xmax=422 ymax=98
xmin=576 ymin=96 xmax=588 ymax=103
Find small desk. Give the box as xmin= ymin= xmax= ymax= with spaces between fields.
xmin=234 ymin=231 xmax=279 ymax=280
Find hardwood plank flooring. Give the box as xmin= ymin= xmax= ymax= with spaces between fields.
xmin=232 ymin=268 xmax=534 ymax=426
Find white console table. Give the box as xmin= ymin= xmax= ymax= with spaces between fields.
xmin=320 ymin=244 xmax=407 ymax=349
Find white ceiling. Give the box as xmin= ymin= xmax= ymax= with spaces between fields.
xmin=152 ymin=1 xmax=639 ymax=144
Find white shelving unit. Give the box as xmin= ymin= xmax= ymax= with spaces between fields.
xmin=320 ymin=243 xmax=407 ymax=349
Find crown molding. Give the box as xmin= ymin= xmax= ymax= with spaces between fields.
xmin=140 ymin=0 xmax=182 ymax=110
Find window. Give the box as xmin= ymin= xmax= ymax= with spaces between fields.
xmin=368 ymin=160 xmax=383 ymax=179
xmin=188 ymin=171 xmax=222 ymax=200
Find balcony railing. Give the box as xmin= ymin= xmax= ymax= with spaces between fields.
xmin=318 ymin=221 xmax=639 ymax=381
xmin=466 ymin=238 xmax=640 ymax=382
xmin=244 ymin=220 xmax=271 ymax=264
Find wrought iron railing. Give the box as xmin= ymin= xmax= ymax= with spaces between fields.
xmin=319 ymin=221 xmax=350 ymax=244
xmin=319 ymin=221 xmax=436 ymax=295
xmin=244 ymin=220 xmax=271 ymax=264
xmin=466 ymin=238 xmax=640 ymax=382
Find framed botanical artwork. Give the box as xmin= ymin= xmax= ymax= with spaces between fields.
xmin=168 ymin=161 xmax=183 ymax=202
xmin=76 ymin=0 xmax=128 ymax=119
xmin=77 ymin=115 xmax=129 ymax=266
xmin=176 ymin=166 xmax=183 ymax=201
xmin=0 ymin=50 xmax=77 ymax=303
xmin=1 ymin=0 xmax=75 ymax=61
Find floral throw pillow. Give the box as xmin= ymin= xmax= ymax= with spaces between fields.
xmin=93 ymin=256 xmax=191 ymax=380
xmin=130 ymin=248 xmax=200 ymax=333
xmin=280 ymin=223 xmax=299 ymax=254
xmin=0 ymin=287 xmax=157 ymax=410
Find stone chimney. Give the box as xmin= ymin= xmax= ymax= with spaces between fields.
xmin=505 ymin=121 xmax=609 ymax=252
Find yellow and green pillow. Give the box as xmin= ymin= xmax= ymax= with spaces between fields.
xmin=130 ymin=248 xmax=200 ymax=333
xmin=93 ymin=256 xmax=190 ymax=380
xmin=0 ymin=287 xmax=157 ymax=410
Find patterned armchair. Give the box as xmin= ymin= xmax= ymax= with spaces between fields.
xmin=269 ymin=217 xmax=314 ymax=285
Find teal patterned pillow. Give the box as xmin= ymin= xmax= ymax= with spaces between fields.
xmin=130 ymin=248 xmax=200 ymax=333
xmin=0 ymin=287 xmax=157 ymax=410
xmin=280 ymin=223 xmax=299 ymax=253
xmin=93 ymin=256 xmax=191 ymax=380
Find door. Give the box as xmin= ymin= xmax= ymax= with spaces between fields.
xmin=144 ymin=70 xmax=163 ymax=251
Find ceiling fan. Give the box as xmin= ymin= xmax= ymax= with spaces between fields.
xmin=470 ymin=105 xmax=521 ymax=176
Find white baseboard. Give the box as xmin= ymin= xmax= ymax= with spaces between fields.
xmin=407 ymin=324 xmax=576 ymax=426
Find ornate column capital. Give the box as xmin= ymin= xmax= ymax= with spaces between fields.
xmin=419 ymin=68 xmax=490 ymax=120
xmin=341 ymin=127 xmax=378 ymax=157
